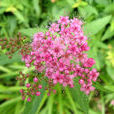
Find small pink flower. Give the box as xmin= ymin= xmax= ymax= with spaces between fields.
xmin=33 ymin=77 xmax=38 ymax=82
xmin=36 ymin=91 xmax=41 ymax=96
xmin=111 ymin=100 xmax=114 ymax=106
xmin=22 ymin=96 xmax=25 ymax=100
xmin=58 ymin=16 xmax=70 ymax=25
xmin=53 ymin=90 xmax=56 ymax=94
xmin=47 ymin=92 xmax=50 ymax=96
xmin=38 ymin=85 xmax=42 ymax=89
xmin=26 ymin=63 xmax=30 ymax=68
xmin=79 ymin=79 xmax=84 ymax=85
xmin=31 ymin=92 xmax=35 ymax=95
xmin=63 ymin=82 xmax=67 ymax=87
xmin=83 ymin=58 xmax=95 ymax=67
xmin=49 ymin=23 xmax=60 ymax=33
xmin=20 ymin=89 xmax=23 ymax=93
xmin=27 ymin=97 xmax=31 ymax=102
xmin=70 ymin=84 xmax=74 ymax=88
xmin=26 ymin=83 xmax=31 ymax=88
xmin=89 ymin=86 xmax=95 ymax=91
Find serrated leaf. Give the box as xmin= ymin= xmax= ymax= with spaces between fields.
xmin=84 ymin=15 xmax=112 ymax=36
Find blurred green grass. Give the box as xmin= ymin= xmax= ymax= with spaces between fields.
xmin=0 ymin=0 xmax=114 ymax=114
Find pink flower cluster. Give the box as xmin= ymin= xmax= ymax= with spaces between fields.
xmin=21 ymin=16 xmax=99 ymax=98
xmin=19 ymin=75 xmax=43 ymax=101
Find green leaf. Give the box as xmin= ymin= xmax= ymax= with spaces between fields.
xmin=0 ymin=53 xmax=21 ymax=65
xmin=84 ymin=15 xmax=112 ymax=36
xmin=102 ymin=26 xmax=114 ymax=41
xmin=69 ymin=78 xmax=89 ymax=114
xmin=47 ymin=94 xmax=54 ymax=114
xmin=22 ymin=82 xmax=46 ymax=114
xmin=33 ymin=0 xmax=41 ymax=17
xmin=15 ymin=101 xmax=23 ymax=114
xmin=0 ymin=85 xmax=25 ymax=93
xmin=51 ymin=3 xmax=72 ymax=20
xmin=8 ymin=16 xmax=17 ymax=36
xmin=65 ymin=87 xmax=79 ymax=114
xmin=93 ymin=82 xmax=113 ymax=93
xmin=89 ymin=109 xmax=101 ymax=114
xmin=105 ymin=93 xmax=114 ymax=103
xmin=66 ymin=0 xmax=75 ymax=6
xmin=36 ymin=92 xmax=48 ymax=113
xmin=13 ymin=10 xmax=25 ymax=22
xmin=79 ymin=5 xmax=98 ymax=19
xmin=57 ymin=85 xmax=63 ymax=114
xmin=19 ymin=28 xmax=47 ymax=37
xmin=104 ymin=85 xmax=114 ymax=92
xmin=0 ymin=8 xmax=6 ymax=14
xmin=104 ymin=3 xmax=114 ymax=14
xmin=0 ymin=97 xmax=22 ymax=114
xmin=95 ymin=0 xmax=109 ymax=5
xmin=106 ymin=65 xmax=114 ymax=80
xmin=0 ymin=94 xmax=17 ymax=99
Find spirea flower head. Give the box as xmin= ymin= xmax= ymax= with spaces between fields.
xmin=20 ymin=16 xmax=99 ymax=101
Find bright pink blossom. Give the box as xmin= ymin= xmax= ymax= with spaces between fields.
xmin=38 ymin=85 xmax=42 ymax=89
xmin=33 ymin=77 xmax=38 ymax=82
xmin=27 ymin=97 xmax=31 ymax=102
xmin=26 ymin=83 xmax=31 ymax=88
xmin=36 ymin=91 xmax=41 ymax=96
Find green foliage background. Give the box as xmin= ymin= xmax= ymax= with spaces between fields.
xmin=0 ymin=0 xmax=114 ymax=114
